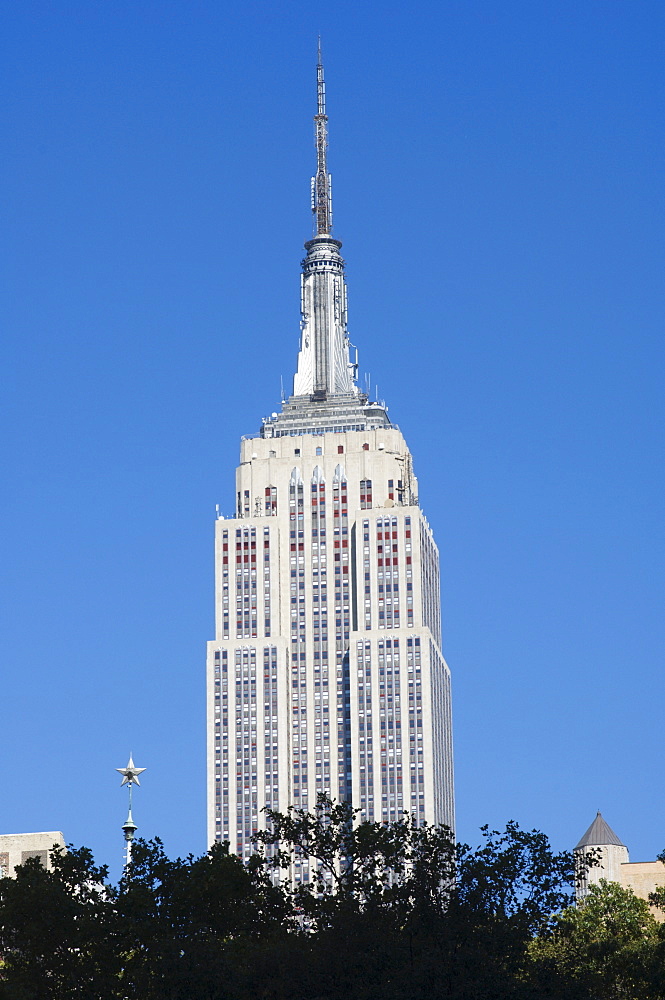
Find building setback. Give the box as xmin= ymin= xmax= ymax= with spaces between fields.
xmin=206 ymin=51 xmax=455 ymax=871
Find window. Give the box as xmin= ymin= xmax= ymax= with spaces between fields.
xmin=264 ymin=485 xmax=277 ymax=515
xmin=316 ymin=447 xmax=322 ymax=456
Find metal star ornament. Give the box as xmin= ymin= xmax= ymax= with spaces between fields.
xmin=116 ymin=754 xmax=146 ymax=786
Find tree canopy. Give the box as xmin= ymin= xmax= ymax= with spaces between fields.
xmin=0 ymin=796 xmax=663 ymax=999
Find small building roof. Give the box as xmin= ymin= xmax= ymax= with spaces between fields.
xmin=575 ymin=812 xmax=626 ymax=849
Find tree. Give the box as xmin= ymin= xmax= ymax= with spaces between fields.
xmin=528 ymin=879 xmax=661 ymax=999
xmin=113 ymin=837 xmax=293 ymax=1000
xmin=255 ymin=793 xmax=456 ymax=920
xmin=0 ymin=845 xmax=117 ymax=1000
xmin=0 ymin=838 xmax=294 ymax=1000
xmin=1 ymin=807 xmax=648 ymax=1000
xmin=255 ymin=794 xmax=584 ymax=999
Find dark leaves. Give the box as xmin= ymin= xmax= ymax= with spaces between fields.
xmin=1 ymin=802 xmax=660 ymax=999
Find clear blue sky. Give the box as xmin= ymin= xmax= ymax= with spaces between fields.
xmin=2 ymin=0 xmax=663 ymax=883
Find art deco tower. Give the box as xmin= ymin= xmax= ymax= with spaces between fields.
xmin=207 ymin=51 xmax=454 ymax=863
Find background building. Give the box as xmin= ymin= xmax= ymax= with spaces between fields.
xmin=0 ymin=831 xmax=65 ymax=878
xmin=206 ymin=52 xmax=454 ymax=868
xmin=575 ymin=812 xmax=665 ymax=915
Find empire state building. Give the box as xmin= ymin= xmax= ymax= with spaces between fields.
xmin=207 ymin=52 xmax=454 ymax=861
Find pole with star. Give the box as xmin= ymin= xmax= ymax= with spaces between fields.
xmin=116 ymin=754 xmax=146 ymax=871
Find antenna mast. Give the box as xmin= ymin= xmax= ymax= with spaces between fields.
xmin=312 ymin=38 xmax=332 ymax=235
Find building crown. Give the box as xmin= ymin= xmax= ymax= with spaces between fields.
xmin=260 ymin=45 xmax=392 ymax=439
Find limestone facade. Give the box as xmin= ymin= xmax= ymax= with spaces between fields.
xmin=206 ymin=426 xmax=454 ymax=860
xmin=0 ymin=831 xmax=65 ymax=878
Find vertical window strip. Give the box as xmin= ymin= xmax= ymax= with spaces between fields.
xmin=222 ymin=530 xmax=229 ymax=639
xmin=404 ymin=518 xmax=413 ymax=627
xmin=290 ymin=475 xmax=307 ymax=810
xmin=333 ymin=471 xmax=351 ymax=803
xmin=363 ymin=519 xmax=371 ymax=629
xmin=263 ymin=646 xmax=279 ymax=812
xmin=263 ymin=527 xmax=271 ymax=637
xmin=221 ymin=650 xmax=229 ymax=839
xmin=357 ymin=640 xmax=373 ymax=821
xmin=415 ymin=639 xmax=424 ymax=822
xmin=264 ymin=485 xmax=277 ymax=515
xmin=235 ymin=647 xmax=258 ymax=856
xmin=378 ymin=639 xmax=402 ymax=821
xmin=419 ymin=521 xmax=442 ymax=646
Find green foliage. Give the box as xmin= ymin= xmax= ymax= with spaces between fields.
xmin=0 ymin=805 xmax=663 ymax=999
xmin=114 ymin=837 xmax=292 ymax=999
xmin=647 ymin=848 xmax=665 ymax=913
xmin=0 ymin=845 xmax=116 ymax=999
xmin=529 ymin=880 xmax=663 ymax=999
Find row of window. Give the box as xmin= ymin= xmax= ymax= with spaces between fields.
xmin=236 ymin=474 xmax=405 ymax=518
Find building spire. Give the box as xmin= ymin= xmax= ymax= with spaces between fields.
xmin=312 ymin=38 xmax=332 ymax=235
xmin=317 ymin=36 xmax=325 ymax=114
xmin=290 ymin=44 xmax=359 ymax=402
